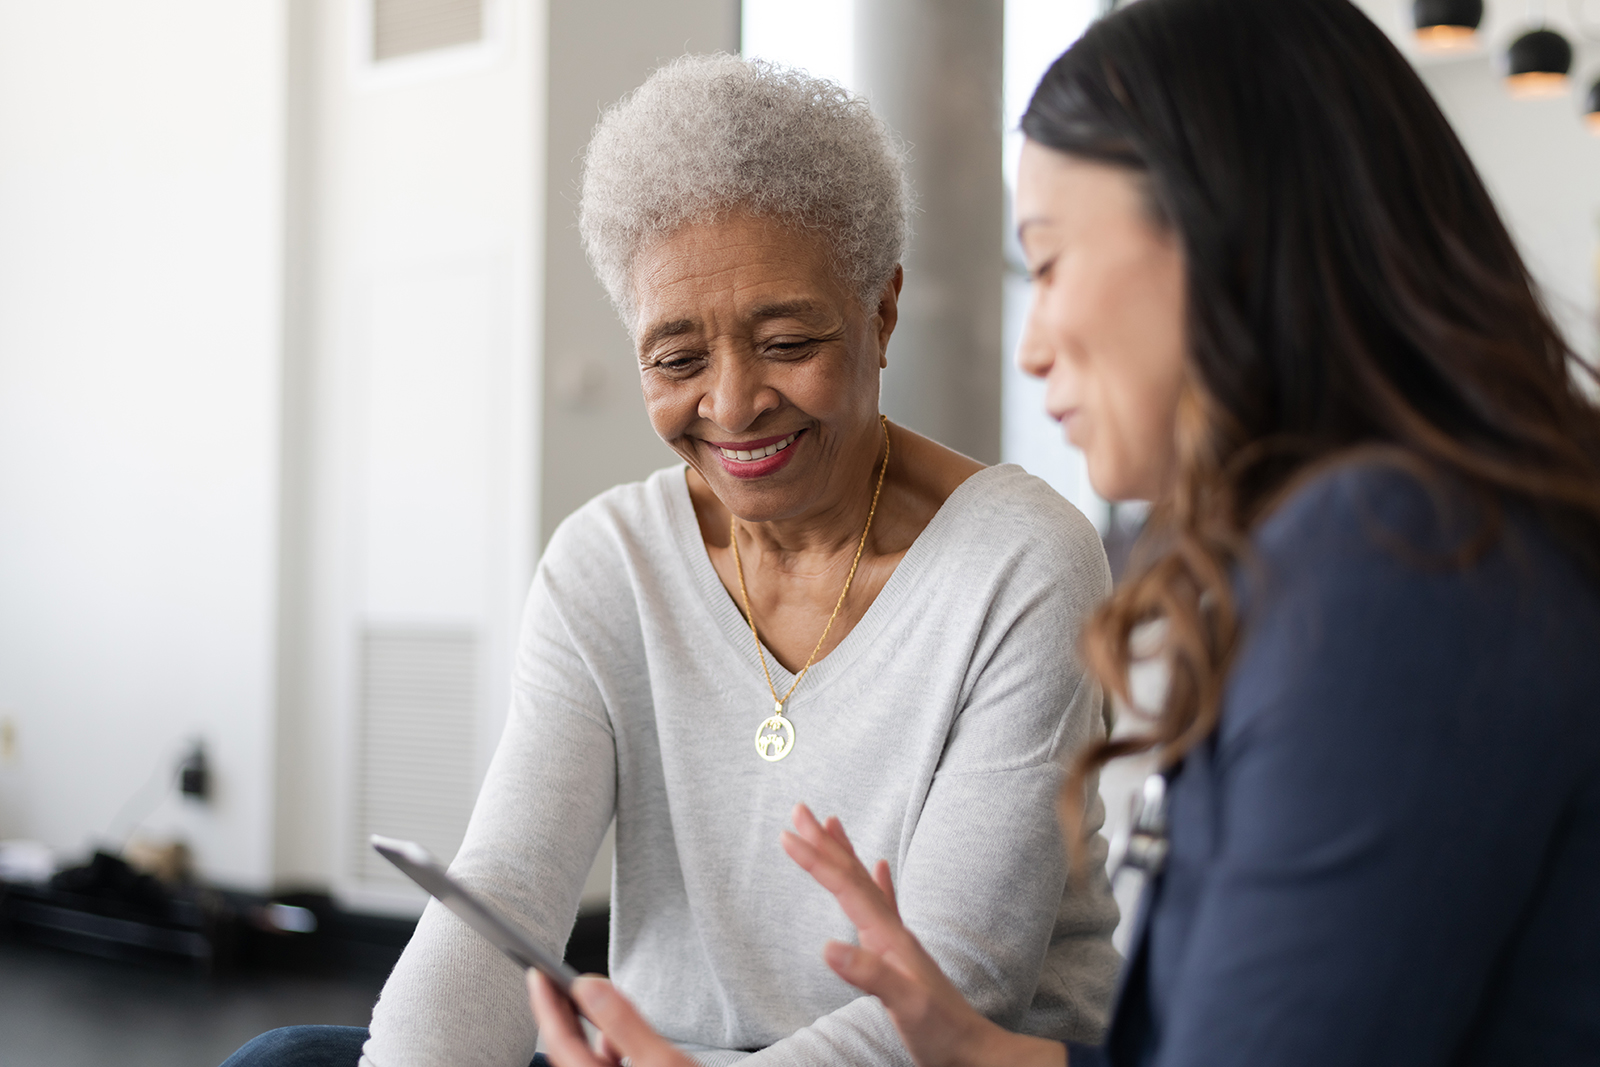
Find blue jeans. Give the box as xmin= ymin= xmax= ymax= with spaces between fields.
xmin=218 ymin=1026 xmax=551 ymax=1067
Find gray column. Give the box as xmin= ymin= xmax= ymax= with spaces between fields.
xmin=856 ymin=0 xmax=1006 ymax=464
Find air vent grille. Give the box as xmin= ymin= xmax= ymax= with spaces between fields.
xmin=353 ymin=627 xmax=478 ymax=884
xmin=373 ymin=0 xmax=484 ymax=62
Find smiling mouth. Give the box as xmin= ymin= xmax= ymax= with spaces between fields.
xmin=712 ymin=431 xmax=800 ymax=463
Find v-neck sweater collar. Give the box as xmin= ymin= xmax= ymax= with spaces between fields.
xmin=662 ymin=463 xmax=1010 ymax=703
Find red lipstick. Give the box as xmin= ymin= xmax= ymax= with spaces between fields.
xmin=705 ymin=429 xmax=806 ymax=480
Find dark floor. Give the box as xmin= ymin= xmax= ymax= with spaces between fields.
xmin=0 ymin=939 xmax=385 ymax=1067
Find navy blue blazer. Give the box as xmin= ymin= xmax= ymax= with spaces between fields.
xmin=1072 ymin=464 xmax=1600 ymax=1065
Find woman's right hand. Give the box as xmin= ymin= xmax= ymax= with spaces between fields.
xmin=529 ymin=970 xmax=697 ymax=1067
xmin=780 ymin=803 xmax=1068 ymax=1067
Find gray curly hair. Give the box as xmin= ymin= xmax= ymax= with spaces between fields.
xmin=579 ymin=54 xmax=912 ymax=332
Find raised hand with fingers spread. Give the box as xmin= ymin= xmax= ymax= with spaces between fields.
xmin=781 ymin=804 xmax=1068 ymax=1067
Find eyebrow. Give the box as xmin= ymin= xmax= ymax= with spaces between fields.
xmin=637 ymin=318 xmax=697 ymax=353
xmin=749 ymin=299 xmax=826 ymax=321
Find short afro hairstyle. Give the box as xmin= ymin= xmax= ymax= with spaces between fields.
xmin=579 ymin=54 xmax=913 ymax=332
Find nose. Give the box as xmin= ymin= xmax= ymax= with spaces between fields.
xmin=699 ymin=348 xmax=780 ymax=432
xmin=1015 ymin=298 xmax=1053 ymax=381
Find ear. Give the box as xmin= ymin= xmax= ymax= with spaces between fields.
xmin=873 ymin=266 xmax=903 ymax=370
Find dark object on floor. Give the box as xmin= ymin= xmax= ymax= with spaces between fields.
xmin=229 ymin=894 xmax=610 ymax=978
xmin=228 ymin=891 xmax=418 ymax=977
xmin=51 ymin=849 xmax=184 ymax=915
xmin=2 ymin=867 xmax=611 ymax=983
xmin=3 ymin=851 xmax=215 ymax=967
xmin=0 ymin=867 xmax=418 ymax=978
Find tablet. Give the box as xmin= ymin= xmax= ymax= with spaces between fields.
xmin=370 ymin=834 xmax=581 ymax=994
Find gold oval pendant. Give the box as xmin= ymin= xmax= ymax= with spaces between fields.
xmin=755 ymin=714 xmax=795 ymax=762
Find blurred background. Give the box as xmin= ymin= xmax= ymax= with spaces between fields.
xmin=0 ymin=0 xmax=1596 ymax=1063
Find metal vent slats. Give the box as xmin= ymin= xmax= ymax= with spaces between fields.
xmin=353 ymin=627 xmax=478 ymax=885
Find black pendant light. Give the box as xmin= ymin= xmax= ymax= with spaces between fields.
xmin=1413 ymin=0 xmax=1485 ymax=52
xmin=1506 ymin=28 xmax=1574 ymax=99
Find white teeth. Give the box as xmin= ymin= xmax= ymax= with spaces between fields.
xmin=718 ymin=432 xmax=798 ymax=462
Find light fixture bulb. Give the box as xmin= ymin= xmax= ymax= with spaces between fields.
xmin=1505 ymin=29 xmax=1574 ymax=99
xmin=1507 ymin=71 xmax=1571 ymax=99
xmin=1416 ymin=24 xmax=1478 ymax=51
xmin=1413 ymin=0 xmax=1484 ymax=52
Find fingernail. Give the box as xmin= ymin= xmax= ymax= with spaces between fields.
xmin=824 ymin=941 xmax=854 ymax=969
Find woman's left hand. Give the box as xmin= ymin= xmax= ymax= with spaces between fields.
xmin=528 ymin=970 xmax=698 ymax=1067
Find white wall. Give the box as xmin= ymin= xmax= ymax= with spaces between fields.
xmin=0 ymin=0 xmax=737 ymax=905
xmin=0 ymin=1 xmax=285 ymax=887
xmin=273 ymin=0 xmax=544 ymax=910
xmin=742 ymin=0 xmax=856 ymax=91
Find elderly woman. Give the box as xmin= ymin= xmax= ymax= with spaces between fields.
xmin=222 ymin=55 xmax=1118 ymax=1067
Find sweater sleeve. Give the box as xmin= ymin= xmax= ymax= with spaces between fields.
xmin=361 ymin=552 xmax=618 ymax=1067
xmin=739 ymin=510 xmax=1122 ymax=1066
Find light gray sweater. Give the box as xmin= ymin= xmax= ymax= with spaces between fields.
xmin=362 ymin=464 xmax=1121 ymax=1067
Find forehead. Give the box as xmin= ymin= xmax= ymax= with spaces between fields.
xmin=1015 ymin=142 xmax=1152 ymax=241
xmin=631 ymin=214 xmax=852 ymax=338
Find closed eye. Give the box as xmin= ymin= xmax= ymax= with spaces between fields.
xmin=760 ymin=334 xmax=834 ymax=358
xmin=646 ymin=352 xmax=706 ymax=375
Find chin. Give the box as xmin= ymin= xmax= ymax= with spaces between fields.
xmin=1084 ymin=457 xmax=1134 ymax=505
xmin=702 ymin=462 xmax=805 ymax=515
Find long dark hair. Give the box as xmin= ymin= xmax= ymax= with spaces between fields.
xmin=1023 ymin=0 xmax=1600 ymax=815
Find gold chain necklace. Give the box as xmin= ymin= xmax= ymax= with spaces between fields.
xmin=732 ymin=415 xmax=891 ymax=762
